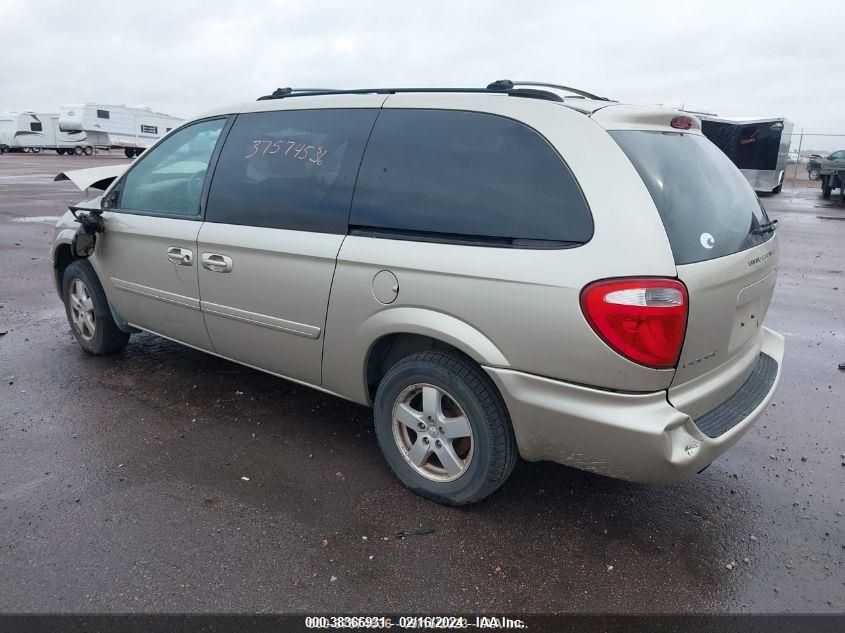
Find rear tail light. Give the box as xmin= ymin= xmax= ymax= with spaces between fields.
xmin=580 ymin=278 xmax=688 ymax=369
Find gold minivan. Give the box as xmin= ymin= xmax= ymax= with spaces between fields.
xmin=51 ymin=81 xmax=785 ymax=504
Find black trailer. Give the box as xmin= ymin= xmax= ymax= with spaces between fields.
xmin=697 ymin=116 xmax=793 ymax=194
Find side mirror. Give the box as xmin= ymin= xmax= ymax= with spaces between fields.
xmin=69 ymin=207 xmax=106 ymax=259
xmin=71 ymin=231 xmax=96 ymax=258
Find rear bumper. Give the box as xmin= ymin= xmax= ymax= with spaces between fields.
xmin=484 ymin=327 xmax=785 ymax=485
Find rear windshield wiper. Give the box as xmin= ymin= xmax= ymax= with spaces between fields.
xmin=753 ymin=219 xmax=778 ymax=235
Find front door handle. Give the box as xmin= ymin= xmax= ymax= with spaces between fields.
xmin=201 ymin=252 xmax=233 ymax=273
xmin=167 ymin=246 xmax=193 ymax=266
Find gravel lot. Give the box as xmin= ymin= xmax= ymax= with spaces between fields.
xmin=0 ymin=153 xmax=842 ymax=613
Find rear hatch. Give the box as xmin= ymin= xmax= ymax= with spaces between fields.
xmin=609 ymin=127 xmax=778 ymax=418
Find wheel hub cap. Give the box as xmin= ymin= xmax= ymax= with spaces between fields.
xmin=392 ymin=383 xmax=474 ymax=483
xmin=68 ymin=278 xmax=95 ymax=341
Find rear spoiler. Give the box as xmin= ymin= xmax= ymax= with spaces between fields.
xmin=54 ymin=164 xmax=128 ymax=191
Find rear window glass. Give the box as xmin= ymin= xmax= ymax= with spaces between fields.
xmin=350 ymin=109 xmax=593 ymax=246
xmin=610 ymin=131 xmax=772 ymax=265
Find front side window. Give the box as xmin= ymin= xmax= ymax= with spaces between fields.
xmin=118 ymin=118 xmax=225 ymax=216
xmin=349 ymin=109 xmax=593 ymax=246
xmin=206 ymin=108 xmax=378 ymax=233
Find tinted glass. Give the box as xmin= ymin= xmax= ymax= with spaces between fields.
xmin=350 ymin=109 xmax=592 ymax=245
xmin=97 ymin=109 xmax=110 ymax=119
xmin=30 ymin=122 xmax=42 ymax=132
xmin=206 ymin=109 xmax=378 ymax=233
xmin=119 ymin=118 xmax=224 ymax=216
xmin=611 ymin=131 xmax=772 ymax=265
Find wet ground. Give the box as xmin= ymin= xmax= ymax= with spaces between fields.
xmin=0 ymin=154 xmax=842 ymax=613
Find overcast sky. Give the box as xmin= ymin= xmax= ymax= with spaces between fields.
xmin=3 ymin=0 xmax=844 ymax=147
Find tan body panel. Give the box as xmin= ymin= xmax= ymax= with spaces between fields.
xmin=669 ymin=237 xmax=778 ymax=418
xmin=196 ymin=223 xmax=344 ymax=385
xmin=93 ymin=212 xmax=212 ymax=351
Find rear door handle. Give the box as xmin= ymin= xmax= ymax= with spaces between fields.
xmin=201 ymin=252 xmax=233 ymax=273
xmin=167 ymin=247 xmax=193 ymax=266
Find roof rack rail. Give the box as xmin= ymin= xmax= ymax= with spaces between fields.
xmin=488 ymin=80 xmax=611 ymax=102
xmin=256 ymin=85 xmax=564 ymax=102
xmin=257 ymin=87 xmax=341 ymax=100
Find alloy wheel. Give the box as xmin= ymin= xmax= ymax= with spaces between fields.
xmin=392 ymin=383 xmax=474 ymax=482
xmin=68 ymin=278 xmax=96 ymax=341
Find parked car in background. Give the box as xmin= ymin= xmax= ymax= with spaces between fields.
xmin=807 ymin=154 xmax=823 ymax=180
xmin=807 ymin=151 xmax=845 ymax=194
xmin=49 ymin=81 xmax=785 ymax=504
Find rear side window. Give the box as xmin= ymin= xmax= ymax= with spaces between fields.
xmin=350 ymin=109 xmax=592 ymax=246
xmin=206 ymin=109 xmax=378 ymax=233
xmin=610 ymin=131 xmax=772 ymax=265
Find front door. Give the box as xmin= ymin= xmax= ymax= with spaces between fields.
xmin=196 ymin=103 xmax=381 ymax=385
xmin=95 ymin=117 xmax=227 ymax=350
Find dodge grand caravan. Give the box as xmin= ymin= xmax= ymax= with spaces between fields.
xmin=50 ymin=80 xmax=785 ymax=504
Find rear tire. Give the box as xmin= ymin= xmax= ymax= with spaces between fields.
xmin=822 ymin=177 xmax=832 ymax=199
xmin=124 ymin=148 xmax=135 ymax=158
xmin=73 ymin=146 xmax=83 ymax=156
xmin=83 ymin=146 xmax=94 ymax=156
xmin=772 ymin=182 xmax=782 ymax=194
xmin=62 ymin=259 xmax=130 ymax=355
xmin=373 ymin=351 xmax=517 ymax=505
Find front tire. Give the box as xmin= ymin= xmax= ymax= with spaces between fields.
xmin=374 ymin=351 xmax=517 ymax=505
xmin=62 ymin=259 xmax=130 ymax=355
xmin=73 ymin=146 xmax=83 ymax=156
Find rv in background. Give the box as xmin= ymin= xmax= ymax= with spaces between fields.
xmin=0 ymin=111 xmax=79 ymax=153
xmin=697 ymin=115 xmax=793 ymax=194
xmin=58 ymin=104 xmax=183 ymax=157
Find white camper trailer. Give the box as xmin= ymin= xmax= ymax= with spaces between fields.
xmin=57 ymin=104 xmax=184 ymax=157
xmin=0 ymin=112 xmax=79 ymax=153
